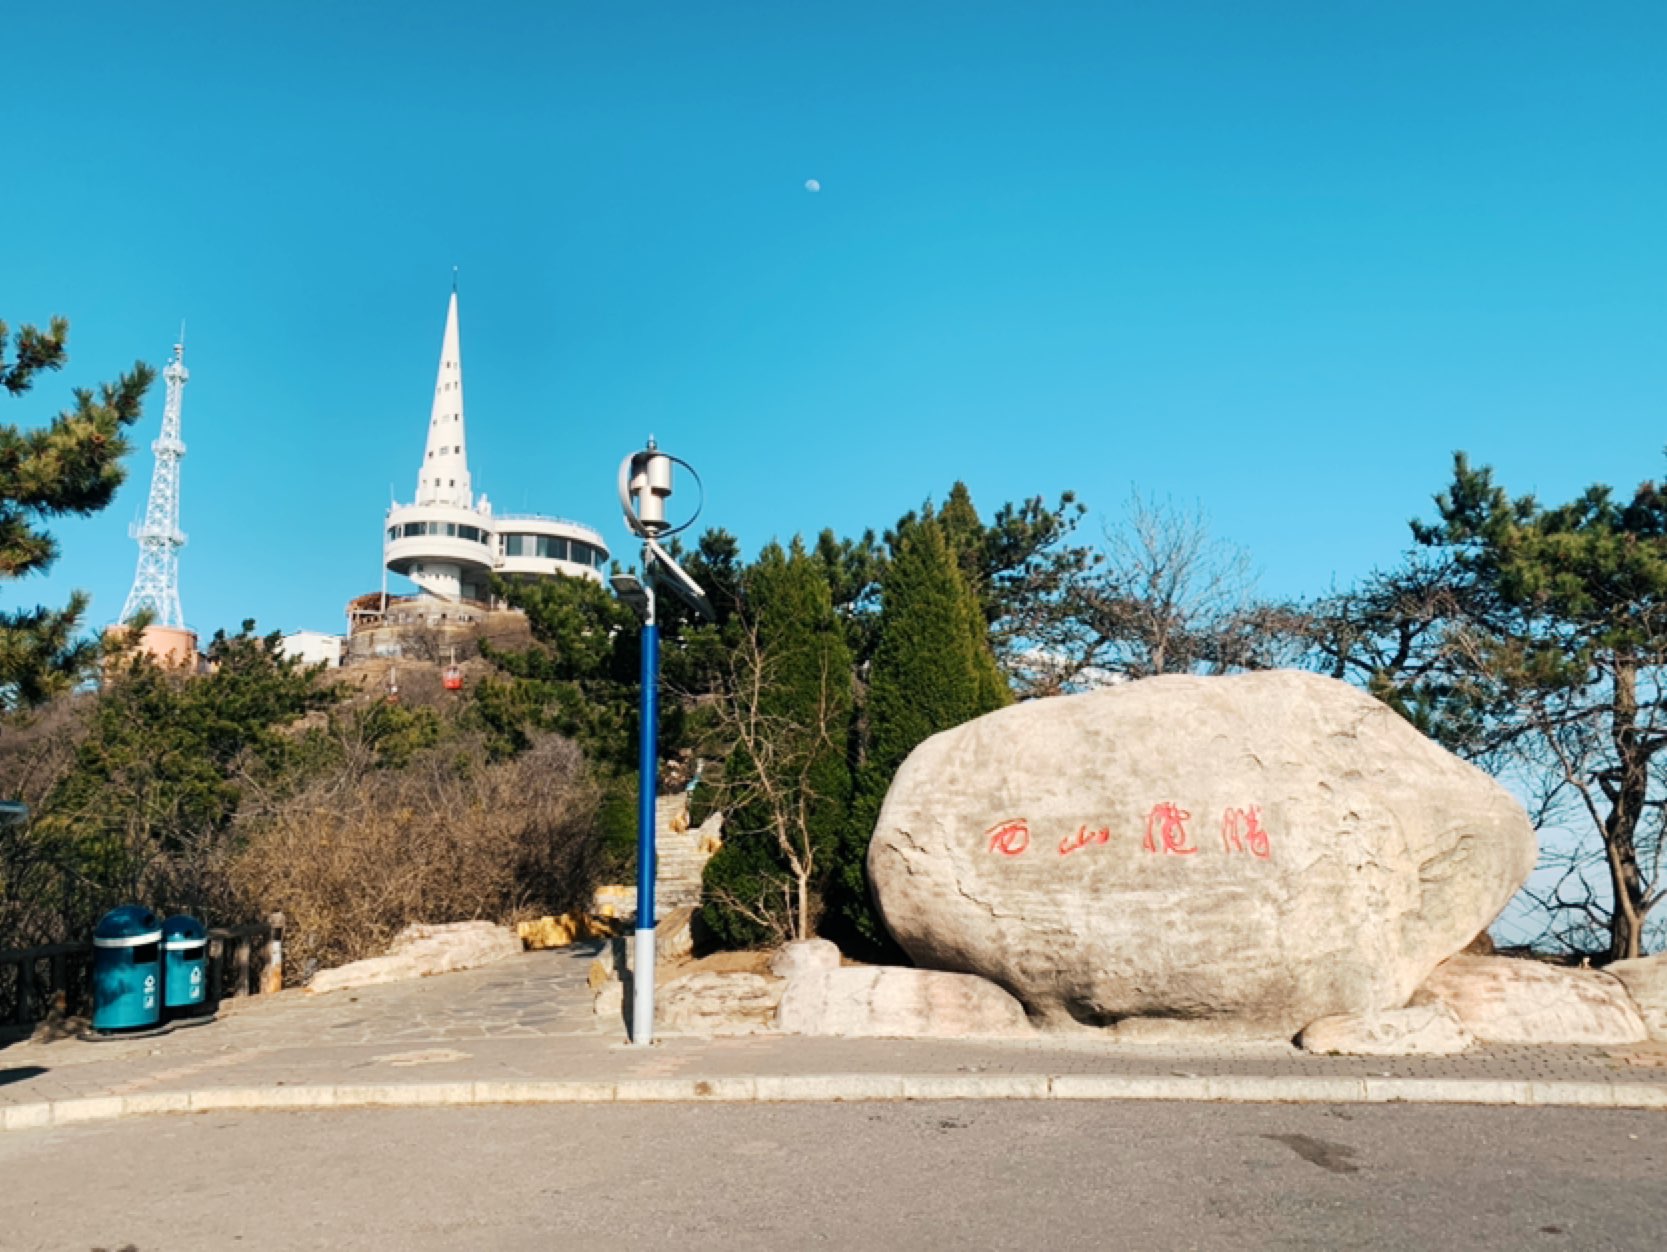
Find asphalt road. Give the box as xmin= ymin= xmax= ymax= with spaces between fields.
xmin=1 ymin=1102 xmax=1662 ymax=1251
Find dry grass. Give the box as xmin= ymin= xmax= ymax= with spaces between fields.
xmin=231 ymin=732 xmax=606 ymax=981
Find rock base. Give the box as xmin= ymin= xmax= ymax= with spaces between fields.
xmin=769 ymin=939 xmax=841 ymax=980
xmin=1607 ymin=955 xmax=1667 ymax=1042
xmin=1416 ymin=955 xmax=1648 ymax=1046
xmin=1299 ymin=1004 xmax=1473 ymax=1056
xmin=308 ymin=921 xmax=521 ymax=994
xmin=777 ymin=967 xmax=1031 ymax=1039
xmin=658 ymin=972 xmax=784 ymax=1036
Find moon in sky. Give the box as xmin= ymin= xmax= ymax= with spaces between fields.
xmin=804 ymin=179 xmax=821 ymax=192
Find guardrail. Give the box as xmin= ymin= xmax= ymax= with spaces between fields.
xmin=0 ymin=913 xmax=284 ymax=1038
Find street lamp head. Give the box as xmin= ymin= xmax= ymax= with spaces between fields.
xmin=610 ymin=571 xmax=651 ymax=618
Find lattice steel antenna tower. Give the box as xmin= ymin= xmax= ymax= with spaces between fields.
xmin=120 ymin=337 xmax=189 ymax=628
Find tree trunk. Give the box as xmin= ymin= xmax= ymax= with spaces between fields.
xmin=795 ymin=870 xmax=810 ymax=943
xmin=1604 ymin=658 xmax=1650 ymax=962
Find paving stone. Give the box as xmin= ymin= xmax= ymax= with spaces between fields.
xmin=4 ymin=945 xmax=1666 ymax=1119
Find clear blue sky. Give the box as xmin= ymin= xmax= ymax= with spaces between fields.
xmin=6 ymin=1 xmax=1664 ymax=638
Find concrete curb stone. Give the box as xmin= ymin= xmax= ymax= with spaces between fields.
xmin=6 ymin=1073 xmax=1667 ymax=1133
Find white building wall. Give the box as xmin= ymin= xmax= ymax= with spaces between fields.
xmin=279 ymin=631 xmax=345 ymax=668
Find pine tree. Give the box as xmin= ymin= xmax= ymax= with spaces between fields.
xmin=1302 ymin=453 xmax=1667 ymax=960
xmin=475 ymin=574 xmax=642 ymax=765
xmin=833 ymin=518 xmax=1011 ymax=948
xmin=700 ymin=540 xmax=854 ymax=945
xmin=0 ymin=316 xmax=153 ymax=709
xmin=25 ymin=625 xmax=337 ymax=941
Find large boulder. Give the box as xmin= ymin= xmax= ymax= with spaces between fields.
xmin=776 ymin=967 xmax=1031 ymax=1038
xmin=307 ymin=921 xmax=521 ymax=994
xmin=1417 ymin=955 xmax=1649 ymax=1045
xmin=868 ymin=671 xmax=1536 ymax=1036
xmin=1607 ymin=955 xmax=1667 ymax=1041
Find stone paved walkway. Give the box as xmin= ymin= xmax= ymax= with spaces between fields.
xmin=3 ymin=943 xmax=1665 ymax=1123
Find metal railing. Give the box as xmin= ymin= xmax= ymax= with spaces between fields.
xmin=0 ymin=912 xmax=284 ymax=1038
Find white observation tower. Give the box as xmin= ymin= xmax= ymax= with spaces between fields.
xmin=382 ymin=283 xmax=609 ymax=607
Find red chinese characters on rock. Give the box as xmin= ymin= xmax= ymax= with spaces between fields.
xmin=1220 ymin=805 xmax=1272 ymax=859
xmin=1058 ymin=824 xmax=1111 ymax=856
xmin=986 ymin=818 xmax=1032 ymax=858
xmin=1142 ymin=802 xmax=1197 ymax=856
xmin=981 ymin=806 xmax=1272 ymax=860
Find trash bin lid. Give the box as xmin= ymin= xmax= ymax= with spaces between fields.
xmin=163 ymin=914 xmax=208 ymax=946
xmin=162 ymin=914 xmax=207 ymax=941
xmin=93 ymin=904 xmax=162 ymax=945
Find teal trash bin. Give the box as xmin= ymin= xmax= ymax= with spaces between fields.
xmin=91 ymin=905 xmax=163 ymax=1033
xmin=162 ymin=915 xmax=211 ymax=1021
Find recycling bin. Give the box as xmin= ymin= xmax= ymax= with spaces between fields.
xmin=91 ymin=905 xmax=163 ymax=1033
xmin=162 ymin=914 xmax=210 ymax=1020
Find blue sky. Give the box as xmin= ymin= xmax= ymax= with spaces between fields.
xmin=5 ymin=1 xmax=1664 ymax=637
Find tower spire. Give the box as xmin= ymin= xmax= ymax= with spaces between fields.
xmin=120 ymin=337 xmax=189 ymax=628
xmin=415 ymin=289 xmax=472 ymax=509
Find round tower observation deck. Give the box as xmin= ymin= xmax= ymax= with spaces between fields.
xmin=380 ymin=284 xmax=609 ymax=605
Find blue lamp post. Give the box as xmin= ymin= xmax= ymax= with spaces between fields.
xmin=613 ymin=440 xmax=712 ymax=1045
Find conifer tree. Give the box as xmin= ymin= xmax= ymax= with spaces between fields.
xmin=19 ymin=625 xmax=337 ymax=942
xmin=700 ymin=540 xmax=854 ymax=945
xmin=0 ymin=316 xmax=153 ymax=708
xmin=834 ymin=518 xmax=1011 ymax=947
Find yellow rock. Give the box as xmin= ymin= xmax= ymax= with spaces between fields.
xmin=583 ymin=914 xmax=629 ymax=940
xmin=519 ymin=915 xmax=580 ymax=950
xmin=520 ymin=913 xmax=630 ymax=950
xmin=592 ymin=885 xmax=634 ymax=919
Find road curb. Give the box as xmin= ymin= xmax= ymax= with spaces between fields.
xmin=5 ymin=1073 xmax=1666 ymax=1131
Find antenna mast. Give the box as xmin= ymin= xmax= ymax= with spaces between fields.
xmin=120 ymin=338 xmax=189 ymax=628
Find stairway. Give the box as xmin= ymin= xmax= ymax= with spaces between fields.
xmin=591 ymin=792 xmax=722 ymax=924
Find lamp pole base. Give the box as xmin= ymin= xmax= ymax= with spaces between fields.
xmin=630 ymin=926 xmax=656 ymax=1045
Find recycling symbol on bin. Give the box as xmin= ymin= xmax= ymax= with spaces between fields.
xmin=190 ymin=966 xmax=203 ymax=985
xmin=144 ymin=974 xmax=156 ymax=993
